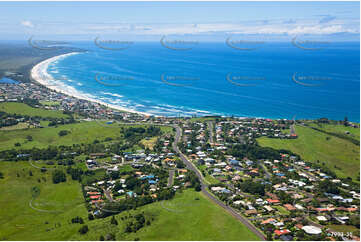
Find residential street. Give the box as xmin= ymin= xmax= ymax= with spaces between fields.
xmin=207 ymin=121 xmax=214 ymax=144
xmin=167 ymin=169 xmax=175 ymax=187
xmin=172 ymin=125 xmax=266 ymax=240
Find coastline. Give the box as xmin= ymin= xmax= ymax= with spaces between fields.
xmin=30 ymin=52 xmax=153 ymax=117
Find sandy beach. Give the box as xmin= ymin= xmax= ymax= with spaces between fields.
xmin=30 ymin=52 xmax=152 ymax=117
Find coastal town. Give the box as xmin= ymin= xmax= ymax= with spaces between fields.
xmin=0 ymin=1 xmax=359 ymax=241
xmin=0 ymin=76 xmax=359 ymax=241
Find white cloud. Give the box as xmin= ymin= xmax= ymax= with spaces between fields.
xmin=21 ymin=20 xmax=34 ymax=28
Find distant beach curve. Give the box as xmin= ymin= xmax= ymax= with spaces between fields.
xmin=30 ymin=52 xmax=152 ymax=116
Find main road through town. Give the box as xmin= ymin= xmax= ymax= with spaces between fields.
xmin=172 ymin=125 xmax=266 ymax=240
xmin=100 ymin=120 xmax=265 ymax=239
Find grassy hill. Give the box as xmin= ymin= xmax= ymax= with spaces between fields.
xmin=307 ymin=122 xmax=360 ymax=143
xmin=0 ymin=161 xmax=88 ymax=240
xmin=0 ymin=161 xmax=259 ymax=241
xmin=0 ymin=121 xmax=172 ymax=151
xmin=257 ymin=124 xmax=360 ymax=181
xmin=0 ymin=102 xmax=68 ymax=119
xmin=70 ymin=189 xmax=260 ymax=241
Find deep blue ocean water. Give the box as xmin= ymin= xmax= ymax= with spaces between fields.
xmin=47 ymin=41 xmax=360 ymax=121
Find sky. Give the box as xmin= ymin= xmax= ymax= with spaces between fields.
xmin=0 ymin=1 xmax=359 ymax=41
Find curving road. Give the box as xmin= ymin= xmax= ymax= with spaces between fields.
xmin=97 ymin=120 xmax=265 ymax=240
xmin=172 ymin=125 xmax=266 ymax=240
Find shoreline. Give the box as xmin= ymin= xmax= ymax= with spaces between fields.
xmin=29 ymin=52 xmax=357 ymax=122
xmin=30 ymin=52 xmax=154 ymax=117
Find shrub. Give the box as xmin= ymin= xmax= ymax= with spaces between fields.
xmin=78 ymin=225 xmax=88 ymax=234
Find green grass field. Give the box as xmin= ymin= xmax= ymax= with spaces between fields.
xmin=197 ymin=165 xmax=220 ymax=185
xmin=0 ymin=102 xmax=68 ymax=118
xmin=70 ymin=190 xmax=260 ymax=241
xmin=140 ymin=136 xmax=158 ymax=150
xmin=0 ymin=161 xmax=259 ymax=241
xmin=307 ymin=122 xmax=360 ymax=142
xmin=0 ymin=161 xmax=88 ymax=240
xmin=257 ymin=125 xmax=360 ymax=180
xmin=0 ymin=121 xmax=173 ymax=151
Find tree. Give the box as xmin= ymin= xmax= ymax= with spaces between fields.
xmin=99 ymin=235 xmax=105 ymax=241
xmin=239 ymin=180 xmax=265 ymax=196
xmin=344 ymin=116 xmax=348 ymax=126
xmin=52 ymin=169 xmax=66 ymax=184
xmin=110 ymin=216 xmax=118 ymax=225
xmin=195 ymin=182 xmax=202 ymax=192
xmin=105 ymin=233 xmax=116 ymax=240
xmin=266 ymin=231 xmax=273 ymax=241
xmin=58 ymin=130 xmax=69 ymax=136
xmin=78 ymin=225 xmax=88 ymax=234
xmin=71 ymin=216 xmax=84 ymax=224
xmin=318 ymin=180 xmax=339 ymax=194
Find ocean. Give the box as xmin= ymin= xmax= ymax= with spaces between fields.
xmin=45 ymin=41 xmax=360 ymax=121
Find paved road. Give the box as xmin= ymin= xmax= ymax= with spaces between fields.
xmin=290 ymin=116 xmax=296 ymax=135
xmin=103 ymin=188 xmax=113 ymax=202
xmin=97 ymin=120 xmax=265 ymax=239
xmin=290 ymin=124 xmax=296 ymax=135
xmin=294 ymin=164 xmax=319 ymax=181
xmin=172 ymin=125 xmax=266 ymax=240
xmin=258 ymin=162 xmax=271 ymax=179
xmin=167 ymin=169 xmax=175 ymax=187
xmin=207 ymin=121 xmax=215 ymax=144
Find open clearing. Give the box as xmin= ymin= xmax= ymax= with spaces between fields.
xmin=0 ymin=161 xmax=259 ymax=241
xmin=70 ymin=190 xmax=260 ymax=241
xmin=0 ymin=102 xmax=68 ymax=118
xmin=0 ymin=161 xmax=87 ymax=240
xmin=0 ymin=121 xmax=172 ymax=151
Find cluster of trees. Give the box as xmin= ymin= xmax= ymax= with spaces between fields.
xmin=0 ymin=105 xmax=75 ymax=129
xmin=58 ymin=130 xmax=70 ymax=136
xmin=0 ymin=112 xmax=27 ymax=128
xmin=124 ymin=213 xmax=147 ymax=233
xmin=124 ymin=126 xmax=161 ymax=138
xmin=99 ymin=188 xmax=175 ymax=218
xmin=238 ymin=180 xmax=265 ymax=196
xmin=66 ymin=166 xmax=83 ymax=181
xmin=318 ymin=180 xmax=340 ymax=194
xmin=184 ymin=170 xmax=201 ymax=191
xmin=52 ymin=169 xmax=66 ymax=184
xmin=48 ymin=117 xmax=76 ymax=127
xmin=78 ymin=225 xmax=88 ymax=234
xmin=71 ymin=216 xmax=84 ymax=224
xmin=122 ymin=126 xmax=162 ymax=148
xmin=0 ymin=142 xmax=96 ymax=161
xmin=228 ymin=144 xmax=296 ymax=161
